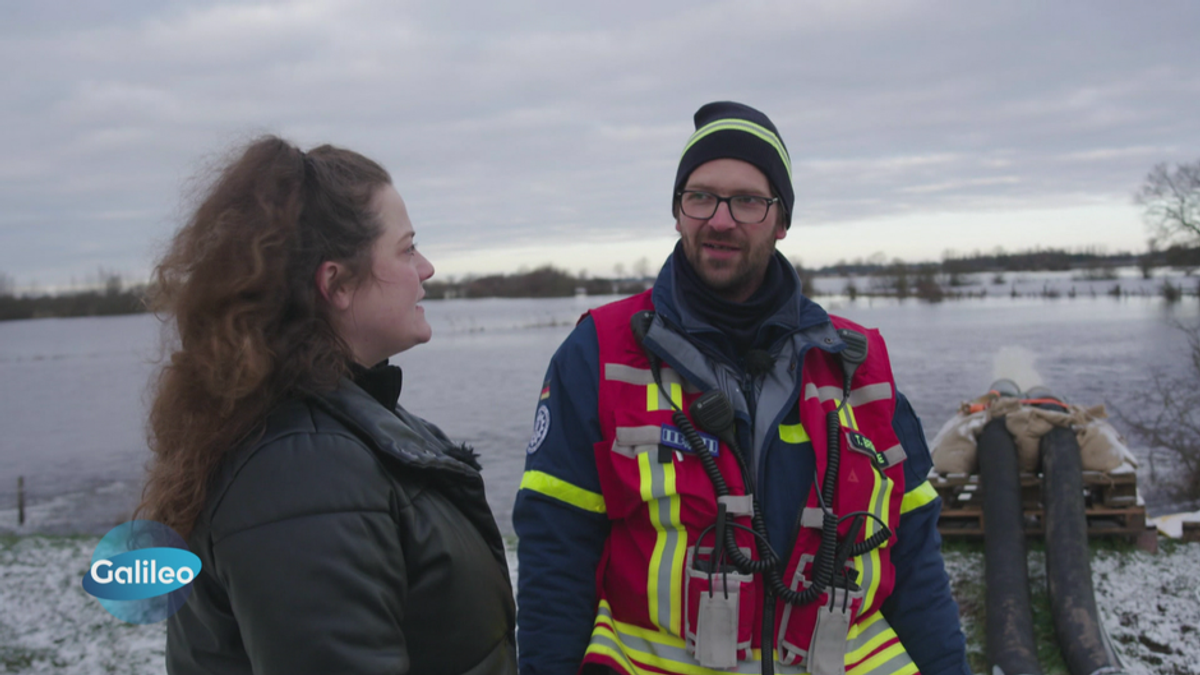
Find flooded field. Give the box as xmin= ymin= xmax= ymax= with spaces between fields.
xmin=1 ymin=274 xmax=1197 ymax=535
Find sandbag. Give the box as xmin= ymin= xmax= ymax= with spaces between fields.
xmin=1077 ymin=415 xmax=1137 ymax=472
xmin=996 ymin=398 xmax=1061 ymax=473
xmin=934 ymin=398 xmax=1139 ymax=475
xmin=931 ymin=409 xmax=988 ymax=474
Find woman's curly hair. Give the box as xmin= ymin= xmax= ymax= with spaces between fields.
xmin=139 ymin=136 xmax=391 ymax=537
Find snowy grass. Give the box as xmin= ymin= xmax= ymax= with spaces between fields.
xmin=944 ymin=539 xmax=1200 ymax=675
xmin=0 ymin=535 xmax=165 ymax=674
xmin=1 ymin=534 xmax=1196 ymax=674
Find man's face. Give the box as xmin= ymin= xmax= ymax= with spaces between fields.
xmin=675 ymin=158 xmax=787 ymax=302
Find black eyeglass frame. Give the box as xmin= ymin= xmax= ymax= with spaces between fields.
xmin=674 ymin=190 xmax=783 ymax=225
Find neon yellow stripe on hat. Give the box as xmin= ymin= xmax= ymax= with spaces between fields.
xmin=682 ymin=119 xmax=792 ymax=181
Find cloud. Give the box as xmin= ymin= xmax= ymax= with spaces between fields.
xmin=1 ymin=0 xmax=1199 ymax=287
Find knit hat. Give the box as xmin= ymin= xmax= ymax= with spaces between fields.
xmin=673 ymin=101 xmax=794 ymax=227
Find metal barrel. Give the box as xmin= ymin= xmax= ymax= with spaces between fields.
xmin=979 ymin=416 xmax=1043 ymax=675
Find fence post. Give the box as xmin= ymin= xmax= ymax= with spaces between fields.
xmin=17 ymin=476 xmax=24 ymax=526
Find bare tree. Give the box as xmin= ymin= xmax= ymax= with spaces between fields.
xmin=1119 ymin=321 xmax=1200 ymax=502
xmin=1135 ymin=160 xmax=1200 ymax=246
xmin=632 ymin=257 xmax=650 ymax=280
xmin=0 ymin=271 xmax=13 ymax=297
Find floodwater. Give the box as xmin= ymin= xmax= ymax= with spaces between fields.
xmin=1 ymin=284 xmax=1197 ymax=535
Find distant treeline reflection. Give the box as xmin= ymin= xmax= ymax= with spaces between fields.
xmin=1 ymin=245 xmax=1197 ymax=321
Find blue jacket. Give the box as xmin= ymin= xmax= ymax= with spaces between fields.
xmin=513 ymin=253 xmax=969 ymax=675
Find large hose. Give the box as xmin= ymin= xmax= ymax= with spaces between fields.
xmin=1037 ymin=400 xmax=1129 ymax=675
xmin=978 ymin=416 xmax=1043 ymax=675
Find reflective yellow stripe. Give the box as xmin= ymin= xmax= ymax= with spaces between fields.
xmin=585 ymin=607 xmax=643 ymax=667
xmin=847 ymin=609 xmax=884 ymax=639
xmin=640 ymin=451 xmax=686 ymax=635
xmin=855 ymin=459 xmax=884 ymax=612
xmin=587 ymin=618 xmax=641 ymax=674
xmin=646 ymin=382 xmax=684 ymax=412
xmin=519 ymin=470 xmax=607 ymax=514
xmin=875 ymin=471 xmax=895 ymax=538
xmin=901 ymin=480 xmax=938 ymax=514
xmin=846 ymin=620 xmax=900 ymax=664
xmin=588 ymin=600 xmax=913 ymax=675
xmin=683 ymin=119 xmax=792 ymax=181
xmin=838 ymin=402 xmax=859 ymax=429
xmin=848 ymin=639 xmax=918 ymax=675
xmin=608 ymin=610 xmax=807 ymax=674
xmin=586 ymin=643 xmax=641 ymax=675
xmin=778 ymin=423 xmax=809 ymax=444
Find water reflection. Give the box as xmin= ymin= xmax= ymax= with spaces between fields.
xmin=0 ymin=294 xmax=1196 ymax=534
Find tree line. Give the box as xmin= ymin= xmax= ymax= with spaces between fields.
xmin=3 ymin=157 xmax=1198 ymax=318
xmin=0 ymin=272 xmax=146 ymax=322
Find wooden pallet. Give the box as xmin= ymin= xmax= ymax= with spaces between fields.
xmin=931 ymin=471 xmax=1146 ymax=541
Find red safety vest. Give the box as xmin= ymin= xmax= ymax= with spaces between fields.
xmin=583 ymin=291 xmax=917 ymax=675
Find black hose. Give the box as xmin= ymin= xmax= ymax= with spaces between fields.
xmin=978 ymin=416 xmax=1043 ymax=675
xmin=1038 ymin=402 xmax=1128 ymax=675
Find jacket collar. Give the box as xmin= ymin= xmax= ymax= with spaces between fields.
xmin=649 ymin=248 xmax=841 ymax=361
xmin=310 ymin=379 xmax=482 ymax=480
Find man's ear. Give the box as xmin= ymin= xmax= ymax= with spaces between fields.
xmin=316 ymin=261 xmax=353 ymax=310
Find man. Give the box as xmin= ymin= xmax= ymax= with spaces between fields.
xmin=513 ymin=102 xmax=969 ymax=675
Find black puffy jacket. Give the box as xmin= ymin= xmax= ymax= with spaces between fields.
xmin=166 ymin=377 xmax=517 ymax=675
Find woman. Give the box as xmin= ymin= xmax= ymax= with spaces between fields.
xmin=140 ymin=137 xmax=516 ymax=674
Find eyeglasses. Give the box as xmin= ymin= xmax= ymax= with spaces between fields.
xmin=675 ymin=190 xmax=781 ymax=224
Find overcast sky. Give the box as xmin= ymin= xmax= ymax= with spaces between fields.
xmin=2 ymin=0 xmax=1198 ymax=290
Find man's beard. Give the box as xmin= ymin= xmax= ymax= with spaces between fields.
xmin=681 ymin=231 xmax=775 ymax=301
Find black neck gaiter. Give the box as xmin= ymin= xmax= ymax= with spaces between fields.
xmin=673 ymin=241 xmax=794 ymax=356
xmin=349 ymin=360 xmax=404 ymax=410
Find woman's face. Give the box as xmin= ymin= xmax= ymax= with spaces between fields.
xmin=337 ymin=185 xmax=435 ymax=365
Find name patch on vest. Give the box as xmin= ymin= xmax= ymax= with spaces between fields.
xmin=846 ymin=430 xmax=887 ymax=467
xmin=660 ymin=424 xmax=719 ymax=456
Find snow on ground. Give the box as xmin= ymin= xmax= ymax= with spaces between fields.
xmin=0 ymin=536 xmax=166 ymax=674
xmin=944 ymin=541 xmax=1200 ymax=675
xmin=810 ymin=266 xmax=1200 ymax=299
xmin=0 ymin=534 xmax=521 ymax=674
xmin=1 ymin=534 xmax=1196 ymax=674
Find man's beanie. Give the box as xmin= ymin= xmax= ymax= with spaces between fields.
xmin=673 ymin=101 xmax=794 ymax=227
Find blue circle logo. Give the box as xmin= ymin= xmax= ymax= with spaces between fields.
xmin=82 ymin=520 xmax=201 ymax=624
xmin=526 ymin=404 xmax=551 ymax=454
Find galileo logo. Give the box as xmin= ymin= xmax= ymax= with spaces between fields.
xmin=82 ymin=520 xmax=201 ymax=624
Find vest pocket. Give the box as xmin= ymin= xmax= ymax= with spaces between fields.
xmin=775 ymin=554 xmax=865 ymax=671
xmin=683 ymin=546 xmax=757 ymax=668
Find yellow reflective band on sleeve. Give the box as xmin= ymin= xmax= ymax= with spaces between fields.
xmin=901 ymin=480 xmax=938 ymax=514
xmin=519 ymin=470 xmax=607 ymax=514
xmin=778 ymin=423 xmax=810 ymax=444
